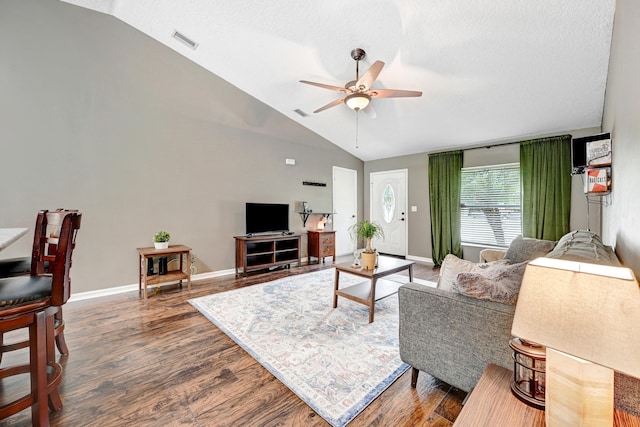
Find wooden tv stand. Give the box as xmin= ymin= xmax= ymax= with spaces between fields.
xmin=234 ymin=234 xmax=301 ymax=277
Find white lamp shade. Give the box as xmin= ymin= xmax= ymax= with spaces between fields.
xmin=512 ymin=257 xmax=640 ymax=379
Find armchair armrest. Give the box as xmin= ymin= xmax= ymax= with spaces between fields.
xmin=479 ymin=248 xmax=507 ymax=263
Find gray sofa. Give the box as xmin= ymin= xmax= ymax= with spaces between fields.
xmin=398 ymin=230 xmax=639 ymax=416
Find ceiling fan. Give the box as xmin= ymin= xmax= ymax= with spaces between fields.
xmin=300 ymin=48 xmax=423 ymax=117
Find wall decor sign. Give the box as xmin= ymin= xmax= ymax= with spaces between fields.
xmin=584 ymin=167 xmax=611 ymax=194
xmin=586 ymin=135 xmax=612 ymax=167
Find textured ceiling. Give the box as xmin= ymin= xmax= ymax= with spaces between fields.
xmin=62 ymin=0 xmax=616 ymax=161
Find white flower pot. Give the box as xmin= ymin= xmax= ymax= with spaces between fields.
xmin=154 ymin=241 xmax=169 ymax=249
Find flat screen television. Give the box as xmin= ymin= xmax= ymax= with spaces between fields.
xmin=571 ymin=137 xmax=588 ymax=170
xmin=572 ymin=133 xmax=611 ymax=172
xmin=245 ymin=203 xmax=289 ymax=235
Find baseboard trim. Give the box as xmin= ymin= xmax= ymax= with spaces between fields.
xmin=406 ymin=255 xmax=433 ymax=264
xmin=68 ymin=268 xmax=237 ymax=303
xmin=67 ymin=254 xmax=423 ymax=303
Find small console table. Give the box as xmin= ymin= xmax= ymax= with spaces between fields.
xmin=235 ymin=234 xmax=301 ymax=277
xmin=307 ymin=230 xmax=336 ymax=264
xmin=137 ymin=244 xmax=192 ymax=300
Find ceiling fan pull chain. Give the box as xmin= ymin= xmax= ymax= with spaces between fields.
xmin=355 ymin=110 xmax=359 ymax=149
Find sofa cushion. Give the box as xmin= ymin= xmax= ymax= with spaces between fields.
xmin=437 ymin=254 xmax=508 ymax=292
xmin=545 ymin=230 xmax=621 ymax=266
xmin=452 ymin=261 xmax=528 ymax=305
xmin=504 ymin=235 xmax=556 ymax=263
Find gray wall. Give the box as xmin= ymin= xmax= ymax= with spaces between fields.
xmin=602 ymin=0 xmax=640 ymax=277
xmin=365 ymin=127 xmax=601 ymax=262
xmin=0 ymin=0 xmax=363 ymax=293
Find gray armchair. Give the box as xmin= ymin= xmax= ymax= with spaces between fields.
xmin=398 ymin=283 xmax=515 ymax=392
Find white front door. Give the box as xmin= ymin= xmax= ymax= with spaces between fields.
xmin=332 ymin=166 xmax=358 ymax=256
xmin=370 ymin=169 xmax=407 ymax=257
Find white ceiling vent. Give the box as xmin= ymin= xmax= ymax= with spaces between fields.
xmin=172 ymin=30 xmax=199 ymax=50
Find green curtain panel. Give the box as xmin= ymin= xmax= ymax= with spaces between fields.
xmin=428 ymin=150 xmax=463 ymax=265
xmin=520 ymin=135 xmax=572 ymax=241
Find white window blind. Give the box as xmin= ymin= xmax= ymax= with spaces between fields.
xmin=460 ymin=164 xmax=521 ymax=247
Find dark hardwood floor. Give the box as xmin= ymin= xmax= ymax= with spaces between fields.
xmin=2 ymin=257 xmax=466 ymax=427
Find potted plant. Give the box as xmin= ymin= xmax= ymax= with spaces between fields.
xmin=153 ymin=230 xmax=171 ymax=249
xmin=349 ymin=220 xmax=384 ymax=270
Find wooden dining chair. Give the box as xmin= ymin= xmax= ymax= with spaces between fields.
xmin=0 ymin=210 xmax=81 ymax=426
xmin=0 ymin=209 xmax=78 ymax=357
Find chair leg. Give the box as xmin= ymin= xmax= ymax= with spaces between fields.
xmin=411 ymin=367 xmax=419 ymax=388
xmin=30 ymin=310 xmax=49 ymax=427
xmin=54 ymin=307 xmax=68 ymax=356
xmin=46 ymin=310 xmax=63 ymax=411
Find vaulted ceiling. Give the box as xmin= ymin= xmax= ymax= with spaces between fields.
xmin=62 ymin=0 xmax=616 ymax=161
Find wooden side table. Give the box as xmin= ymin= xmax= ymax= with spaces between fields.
xmin=307 ymin=230 xmax=336 ymax=264
xmin=137 ymin=245 xmax=191 ymax=299
xmin=454 ymin=364 xmax=640 ymax=426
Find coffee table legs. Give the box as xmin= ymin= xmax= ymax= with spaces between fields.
xmin=333 ymin=269 xmax=378 ymax=323
xmin=333 ymin=269 xmax=340 ymax=308
xmin=368 ymin=277 xmax=377 ymax=323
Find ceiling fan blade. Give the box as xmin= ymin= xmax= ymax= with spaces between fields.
xmin=356 ymin=60 xmax=385 ymax=91
xmin=362 ymin=104 xmax=377 ymax=119
xmin=369 ymin=89 xmax=423 ymax=98
xmin=313 ymin=97 xmax=345 ymax=113
xmin=300 ymin=80 xmax=348 ymax=93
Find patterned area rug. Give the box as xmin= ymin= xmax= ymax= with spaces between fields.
xmin=189 ymin=269 xmax=413 ymax=427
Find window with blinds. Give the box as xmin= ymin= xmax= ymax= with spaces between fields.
xmin=460 ymin=164 xmax=521 ymax=247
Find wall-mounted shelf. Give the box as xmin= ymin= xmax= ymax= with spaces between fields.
xmin=299 ymin=212 xmax=334 ymax=227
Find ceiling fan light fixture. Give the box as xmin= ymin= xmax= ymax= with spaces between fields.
xmin=345 ymin=93 xmax=370 ymax=111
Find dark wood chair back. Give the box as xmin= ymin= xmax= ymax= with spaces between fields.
xmin=30 ymin=209 xmax=81 ymax=306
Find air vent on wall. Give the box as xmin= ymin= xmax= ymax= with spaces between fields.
xmin=294 ymin=109 xmax=309 ymax=117
xmin=172 ymin=30 xmax=199 ymax=50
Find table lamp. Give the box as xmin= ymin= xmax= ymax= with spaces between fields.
xmin=512 ymin=257 xmax=640 ymax=426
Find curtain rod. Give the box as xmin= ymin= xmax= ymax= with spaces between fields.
xmin=462 ymin=140 xmax=521 ymax=152
xmin=432 ymin=134 xmax=573 ymax=155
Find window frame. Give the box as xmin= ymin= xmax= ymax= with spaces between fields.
xmin=460 ymin=162 xmax=522 ymax=248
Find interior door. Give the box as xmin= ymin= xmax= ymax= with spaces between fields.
xmin=370 ymin=169 xmax=407 ymax=257
xmin=332 ymin=166 xmax=358 ymax=256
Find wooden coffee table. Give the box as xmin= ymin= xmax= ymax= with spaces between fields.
xmin=333 ymin=255 xmax=414 ymax=323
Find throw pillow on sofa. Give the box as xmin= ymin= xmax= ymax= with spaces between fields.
xmin=437 ymin=254 xmax=509 ymax=292
xmin=452 ymin=261 xmax=528 ymax=305
xmin=504 ymin=235 xmax=556 ymax=263
xmin=545 ymin=230 xmax=621 ymax=266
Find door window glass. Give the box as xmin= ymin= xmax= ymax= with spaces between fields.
xmin=382 ymin=184 xmax=395 ymax=224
